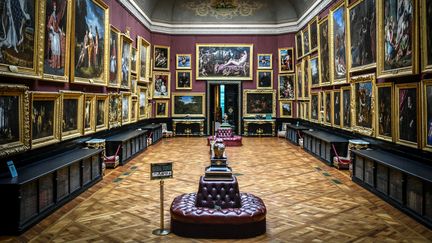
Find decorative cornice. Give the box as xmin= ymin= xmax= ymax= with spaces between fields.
xmin=119 ymin=0 xmax=332 ymax=35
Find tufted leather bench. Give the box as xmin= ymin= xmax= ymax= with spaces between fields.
xmin=207 ymin=128 xmax=242 ymax=147
xmin=170 ymin=176 xmax=266 ymax=238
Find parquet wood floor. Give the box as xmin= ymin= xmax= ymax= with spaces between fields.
xmin=1 ymin=137 xmax=432 ymax=242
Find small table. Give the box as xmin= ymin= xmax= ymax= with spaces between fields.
xmin=243 ymin=119 xmax=276 ymax=136
xmin=172 ymin=119 xmax=205 ymax=136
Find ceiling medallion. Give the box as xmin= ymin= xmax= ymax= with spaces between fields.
xmin=183 ymin=0 xmax=265 ymax=19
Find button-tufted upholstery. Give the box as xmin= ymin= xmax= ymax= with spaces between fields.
xmin=207 ymin=128 xmax=242 ymax=146
xmin=196 ymin=176 xmax=241 ymax=209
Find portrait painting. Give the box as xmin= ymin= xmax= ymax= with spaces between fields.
xmin=84 ymin=95 xmax=94 ymax=134
xmin=278 ymin=74 xmax=295 ymax=100
xmin=153 ymin=72 xmax=170 ymax=99
xmin=295 ymin=32 xmax=303 ymax=59
xmin=172 ymin=93 xmax=205 ymax=117
xmin=109 ymin=93 xmax=121 ymax=128
xmin=243 ymin=90 xmax=276 ymax=117
xmin=303 ymin=28 xmax=310 ymax=55
xmin=396 ymin=84 xmax=418 ymax=146
xmin=347 ymin=0 xmax=376 ymax=72
xmin=131 ymin=98 xmax=137 ymax=122
xmin=138 ymin=36 xmax=150 ymax=82
xmin=352 ymin=75 xmax=375 ymax=136
xmin=324 ymin=91 xmax=332 ymax=125
xmin=196 ymin=44 xmax=253 ymax=80
xmin=309 ymin=17 xmax=318 ymax=51
xmin=341 ymin=87 xmax=351 ymax=129
xmin=155 ymin=100 xmax=169 ymax=118
xmin=121 ymin=92 xmax=130 ymax=124
xmin=331 ymin=3 xmax=347 ymax=83
xmin=423 ymin=80 xmax=432 ymax=149
xmin=303 ymin=57 xmax=309 ymax=99
xmin=310 ymin=56 xmax=320 ymax=86
xmin=109 ymin=26 xmax=120 ymax=87
xmin=120 ymin=34 xmax=132 ymax=89
xmin=176 ymin=54 xmax=191 ymax=69
xmin=138 ymin=86 xmax=147 ymax=119
xmin=421 ymin=0 xmax=432 ymax=72
xmin=95 ymin=95 xmax=107 ymax=131
xmin=280 ymin=101 xmax=293 ymax=118
xmin=72 ymin=0 xmax=108 ymax=85
xmin=0 ymin=85 xmax=29 ymax=157
xmin=257 ymin=71 xmax=273 ymax=89
xmin=0 ymin=0 xmax=38 ymax=77
xmin=61 ymin=92 xmax=83 ymax=139
xmin=311 ymin=93 xmax=319 ymax=121
xmin=376 ymin=83 xmax=393 ymax=139
xmin=378 ymin=0 xmax=417 ymax=77
xmin=278 ymin=48 xmax=294 ymax=73
xmin=43 ymin=0 xmax=71 ymax=81
xmin=319 ymin=17 xmax=330 ymax=84
xmin=176 ymin=70 xmax=192 ymax=90
xmin=154 ymin=45 xmax=170 ymax=70
xmin=257 ymin=54 xmax=272 ymax=69
xmin=131 ymin=47 xmax=137 ymax=74
xmin=31 ymin=93 xmax=60 ymax=148
xmin=333 ymin=91 xmax=341 ymax=127
xmin=296 ymin=62 xmax=303 ymax=99
xmin=131 ymin=76 xmax=137 ymax=94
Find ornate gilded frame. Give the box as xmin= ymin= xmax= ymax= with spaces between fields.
xmin=323 ymin=90 xmax=333 ymax=126
xmin=377 ymin=0 xmax=419 ymax=78
xmin=340 ymin=85 xmax=352 ymax=130
xmin=302 ymin=56 xmax=310 ymax=100
xmin=138 ymin=86 xmax=148 ymax=120
xmin=421 ymin=0 xmax=432 ymax=73
xmin=119 ymin=33 xmax=133 ymax=89
xmin=310 ymin=92 xmax=320 ymax=123
xmin=310 ymin=56 xmax=320 ymax=88
xmin=83 ymin=94 xmax=96 ymax=135
xmin=295 ymin=31 xmax=303 ymax=60
xmin=70 ymin=0 xmax=109 ymax=86
xmin=375 ymin=82 xmax=394 ymax=142
xmin=0 ymin=84 xmax=30 ymax=157
xmin=243 ymin=89 xmax=276 ymax=118
xmin=137 ymin=36 xmax=151 ymax=82
xmin=278 ymin=48 xmax=294 ymax=73
xmin=108 ymin=93 xmax=121 ymax=129
xmin=295 ymin=61 xmax=303 ymax=100
xmin=256 ymin=70 xmax=273 ymax=89
xmin=279 ymin=101 xmax=293 ymax=118
xmin=172 ymin=92 xmax=205 ymax=117
xmin=329 ymin=1 xmax=347 ymax=84
xmin=30 ymin=92 xmax=61 ymax=149
xmin=278 ymin=74 xmax=296 ymax=101
xmin=60 ymin=91 xmax=83 ymax=140
xmin=153 ymin=71 xmax=171 ymax=99
xmin=422 ymin=79 xmax=432 ymax=151
xmin=257 ymin=53 xmax=272 ymax=70
xmin=302 ymin=26 xmax=310 ymax=56
xmin=176 ymin=70 xmax=193 ymax=90
xmin=395 ymin=83 xmax=420 ymax=148
xmin=108 ymin=25 xmax=121 ymax=88
xmin=155 ymin=100 xmax=169 ymax=118
xmin=121 ymin=92 xmax=132 ymax=125
xmin=309 ymin=16 xmax=319 ymax=52
xmin=130 ymin=96 xmax=138 ymax=123
xmin=333 ymin=90 xmax=341 ymax=128
xmin=95 ymin=94 xmax=108 ymax=131
xmin=351 ymin=74 xmax=375 ymax=136
xmin=176 ymin=54 xmax=192 ymax=69
xmin=131 ymin=46 xmax=137 ymax=75
xmin=318 ymin=16 xmax=331 ymax=86
xmin=154 ymin=45 xmax=170 ymax=71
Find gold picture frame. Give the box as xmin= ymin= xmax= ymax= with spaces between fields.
xmin=329 ymin=1 xmax=348 ymax=84
xmin=176 ymin=70 xmax=192 ymax=90
xmin=257 ymin=53 xmax=272 ymax=69
xmin=83 ymin=94 xmax=96 ymax=135
xmin=421 ymin=0 xmax=432 ymax=73
xmin=121 ymin=92 xmax=131 ymax=125
xmin=172 ymin=92 xmax=205 ymax=117
xmin=137 ymin=36 xmax=151 ymax=82
xmin=131 ymin=47 xmax=137 ymax=74
xmin=108 ymin=25 xmax=121 ymax=88
xmin=108 ymin=93 xmax=121 ymax=129
xmin=138 ymin=86 xmax=148 ymax=120
xmin=119 ymin=33 xmax=133 ymax=89
xmin=295 ymin=62 xmax=303 ymax=100
xmin=318 ymin=16 xmax=331 ymax=86
xmin=375 ymin=82 xmax=394 ymax=142
xmin=155 ymin=100 xmax=169 ymax=118
xmin=243 ymin=89 xmax=276 ymax=118
xmin=70 ymin=0 xmax=109 ymax=86
xmin=39 ymin=0 xmax=73 ymax=82
xmin=256 ymin=70 xmax=273 ymax=89
xmin=395 ymin=83 xmax=420 ymax=148
xmin=351 ymin=74 xmax=375 ymax=136
xmin=95 ymin=94 xmax=108 ymax=132
xmin=310 ymin=92 xmax=320 ymax=123
xmin=310 ymin=55 xmax=320 ymax=88
xmin=309 ymin=16 xmax=319 ymax=52
xmin=131 ymin=96 xmax=138 ymax=123
xmin=341 ymin=85 xmax=352 ymax=130
xmin=60 ymin=91 xmax=83 ymax=140
xmin=279 ymin=101 xmax=293 ymax=118
xmin=279 ymin=73 xmax=296 ymax=100
xmin=323 ymin=90 xmax=333 ymax=126
xmin=30 ymin=92 xmax=61 ymax=149
xmin=303 ymin=56 xmax=310 ymax=100
xmin=153 ymin=71 xmax=171 ymax=99
xmin=176 ymin=54 xmax=192 ymax=69
xmin=421 ymin=79 xmax=432 ymax=151
xmin=333 ymin=90 xmax=341 ymax=128
xmin=154 ymin=45 xmax=170 ymax=71
xmin=295 ymin=31 xmax=303 ymax=60
xmin=278 ymin=47 xmax=294 ymax=73
xmin=302 ymin=26 xmax=310 ymax=56
xmin=0 ymin=84 xmax=30 ymax=157
xmin=377 ymin=0 xmax=419 ymax=78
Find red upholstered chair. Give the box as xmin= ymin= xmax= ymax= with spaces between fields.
xmin=207 ymin=127 xmax=242 ymax=146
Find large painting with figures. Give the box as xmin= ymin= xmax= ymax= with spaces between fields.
xmin=341 ymin=86 xmax=351 ymax=130
xmin=351 ymin=74 xmax=375 ymax=136
xmin=421 ymin=0 xmax=432 ymax=73
xmin=278 ymin=74 xmax=295 ymax=100
xmin=422 ymin=80 xmax=432 ymax=151
xmin=108 ymin=26 xmax=120 ymax=87
xmin=347 ymin=0 xmax=376 ymax=73
xmin=395 ymin=83 xmax=419 ymax=147
xmin=109 ymin=93 xmax=121 ymax=128
xmin=138 ymin=36 xmax=151 ymax=82
xmin=330 ymin=1 xmax=347 ymax=84
xmin=154 ymin=45 xmax=170 ymax=71
xmin=378 ymin=0 xmax=418 ymax=78
xmin=196 ymin=44 xmax=253 ymax=80
xmin=31 ymin=92 xmax=61 ymax=148
xmin=333 ymin=90 xmax=341 ymax=127
xmin=0 ymin=0 xmax=39 ymax=78
xmin=295 ymin=32 xmax=303 ymax=60
xmin=318 ymin=17 xmax=330 ymax=85
xmin=172 ymin=93 xmax=205 ymax=117
xmin=243 ymin=89 xmax=276 ymax=117
xmin=61 ymin=91 xmax=83 ymax=140
xmin=41 ymin=0 xmax=72 ymax=82
xmin=71 ymin=0 xmax=109 ymax=86
xmin=376 ymin=82 xmax=393 ymax=141
xmin=95 ymin=94 xmax=108 ymax=131
xmin=119 ymin=34 xmax=132 ymax=89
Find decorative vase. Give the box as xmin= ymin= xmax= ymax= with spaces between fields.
xmin=213 ymin=139 xmax=225 ymax=159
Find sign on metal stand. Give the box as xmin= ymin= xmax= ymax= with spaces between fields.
xmin=150 ymin=162 xmax=173 ymax=236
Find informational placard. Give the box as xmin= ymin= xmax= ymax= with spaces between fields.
xmin=7 ymin=161 xmax=17 ymax=178
xmin=150 ymin=162 xmax=173 ymax=180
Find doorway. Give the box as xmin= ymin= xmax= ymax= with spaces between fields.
xmin=206 ymin=81 xmax=241 ymax=135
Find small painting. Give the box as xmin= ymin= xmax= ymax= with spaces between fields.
xmin=309 ymin=17 xmax=318 ymax=51
xmin=341 ymin=87 xmax=351 ymax=129
xmin=295 ymin=32 xmax=303 ymax=59
xmin=279 ymin=48 xmax=294 ymax=73
xmin=319 ymin=17 xmax=330 ymax=84
xmin=109 ymin=26 xmax=120 ymax=87
xmin=138 ymin=36 xmax=150 ymax=82
xmin=196 ymin=44 xmax=253 ymax=80
xmin=95 ymin=95 xmax=108 ymax=131
xmin=310 ymin=56 xmax=320 ymax=86
xmin=303 ymin=57 xmax=309 ymax=99
xmin=376 ymin=83 xmax=393 ymax=140
xmin=422 ymin=0 xmax=432 ymax=72
xmin=121 ymin=92 xmax=130 ymax=124
xmin=31 ymin=92 xmax=60 ymax=148
xmin=311 ymin=93 xmax=319 ymax=121
xmin=176 ymin=70 xmax=192 ymax=90
xmin=153 ymin=72 xmax=170 ymax=99
xmin=296 ymin=62 xmax=303 ymax=99
xmin=109 ymin=93 xmax=121 ymax=128
xmin=257 ymin=54 xmax=272 ymax=69
xmin=243 ymin=90 xmax=276 ymax=117
xmin=347 ymin=0 xmax=376 ymax=72
xmin=396 ymin=84 xmax=418 ymax=146
xmin=176 ymin=54 xmax=191 ymax=69
xmin=138 ymin=86 xmax=147 ymax=119
xmin=333 ymin=90 xmax=341 ymax=127
xmin=280 ymin=101 xmax=293 ymax=118
xmin=172 ymin=93 xmax=205 ymax=117
xmin=130 ymin=98 xmax=137 ymax=122
xmin=155 ymin=100 xmax=169 ymax=118
xmin=303 ymin=28 xmax=310 ymax=55
xmin=120 ymin=34 xmax=132 ymax=89
xmin=0 ymin=95 xmax=20 ymax=145
xmin=154 ymin=45 xmax=170 ymax=70
xmin=131 ymin=47 xmax=137 ymax=74
xmin=61 ymin=92 xmax=83 ymax=139
xmin=423 ymin=80 xmax=432 ymax=150
xmin=278 ymin=74 xmax=295 ymax=100
xmin=352 ymin=74 xmax=375 ymax=136
xmin=84 ymin=95 xmax=95 ymax=134
xmin=257 ymin=70 xmax=273 ymax=89
xmin=330 ymin=2 xmax=347 ymax=83
xmin=324 ymin=91 xmax=332 ymax=125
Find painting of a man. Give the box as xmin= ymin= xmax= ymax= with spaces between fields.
xmin=45 ymin=0 xmax=67 ymax=76
xmin=399 ymin=88 xmax=417 ymax=142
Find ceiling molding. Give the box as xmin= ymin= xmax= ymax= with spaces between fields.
xmin=120 ymin=0 xmax=332 ymax=35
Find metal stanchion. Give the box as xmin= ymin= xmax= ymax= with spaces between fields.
xmin=152 ymin=180 xmax=170 ymax=236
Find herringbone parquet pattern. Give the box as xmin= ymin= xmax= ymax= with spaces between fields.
xmin=1 ymin=137 xmax=432 ymax=242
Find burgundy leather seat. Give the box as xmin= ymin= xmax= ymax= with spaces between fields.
xmin=207 ymin=128 xmax=242 ymax=147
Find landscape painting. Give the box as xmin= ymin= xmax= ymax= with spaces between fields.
xmin=177 ymin=54 xmax=191 ymax=69
xmin=172 ymin=93 xmax=205 ymax=117
xmin=331 ymin=3 xmax=347 ymax=83
xmin=280 ymin=101 xmax=293 ymax=118
xmin=319 ymin=18 xmax=330 ymax=84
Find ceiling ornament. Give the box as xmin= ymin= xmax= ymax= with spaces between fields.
xmin=183 ymin=0 xmax=265 ymax=19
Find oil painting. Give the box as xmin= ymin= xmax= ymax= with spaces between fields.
xmin=421 ymin=0 xmax=432 ymax=72
xmin=61 ymin=92 xmax=83 ymax=140
xmin=131 ymin=47 xmax=137 ymax=74
xmin=154 ymin=45 xmax=169 ymax=70
xmin=319 ymin=17 xmax=330 ymax=85
xmin=153 ymin=72 xmax=170 ymax=99
xmin=324 ymin=91 xmax=332 ymax=125
xmin=303 ymin=57 xmax=309 ymax=99
xmin=176 ymin=70 xmax=192 ymax=90
xmin=138 ymin=86 xmax=147 ymax=119
xmin=31 ymin=92 xmax=60 ymax=148
xmin=309 ymin=17 xmax=318 ymax=51
xmin=120 ymin=34 xmax=132 ymax=89
xmin=109 ymin=93 xmax=121 ymax=128
xmin=138 ymin=36 xmax=150 ymax=82
xmin=303 ymin=28 xmax=310 ymax=55
xmin=295 ymin=32 xmax=303 ymax=59
xmin=121 ymin=92 xmax=130 ymax=124
xmin=278 ymin=74 xmax=295 ymax=100
xmin=155 ymin=100 xmax=169 ymax=118
xmin=310 ymin=56 xmax=320 ymax=86
xmin=352 ymin=74 xmax=375 ymax=136
xmin=84 ymin=95 xmax=94 ymax=134
xmin=257 ymin=70 xmax=272 ymax=89
xmin=109 ymin=26 xmax=120 ymax=87
xmin=311 ymin=92 xmax=319 ymax=121
xmin=280 ymin=101 xmax=293 ymax=118
xmin=172 ymin=93 xmax=205 ymax=117
xmin=423 ymin=80 xmax=432 ymax=150
xmin=243 ymin=90 xmax=275 ymax=117
xmin=257 ymin=54 xmax=272 ymax=69
xmin=95 ymin=95 xmax=107 ymax=131
xmin=396 ymin=84 xmax=418 ymax=146
xmin=330 ymin=2 xmax=347 ymax=83
xmin=295 ymin=62 xmax=302 ymax=98
xmin=333 ymin=90 xmax=341 ymax=127
xmin=341 ymin=86 xmax=351 ymax=129
xmin=176 ymin=54 xmax=191 ymax=69
xmin=376 ymin=83 xmax=393 ymax=140
xmin=278 ymin=48 xmax=294 ymax=73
